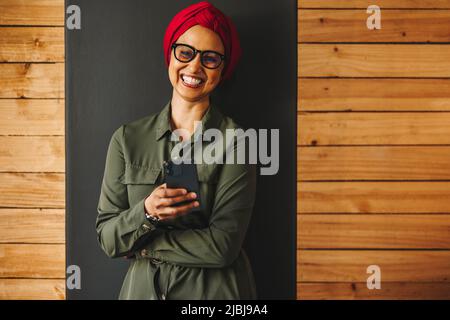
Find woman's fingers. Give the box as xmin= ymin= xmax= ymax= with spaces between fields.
xmin=156 ymin=201 xmax=200 ymax=219
xmin=156 ymin=192 xmax=197 ymax=207
xmin=148 ymin=184 xmax=199 ymax=220
xmin=156 ymin=185 xmax=188 ymax=198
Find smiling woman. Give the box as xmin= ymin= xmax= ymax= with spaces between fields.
xmin=95 ymin=1 xmax=258 ymax=300
xmin=168 ymin=25 xmax=225 ymax=102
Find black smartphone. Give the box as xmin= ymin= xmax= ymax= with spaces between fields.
xmin=163 ymin=159 xmax=201 ymax=210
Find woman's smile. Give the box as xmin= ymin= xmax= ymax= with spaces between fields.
xmin=180 ymin=73 xmax=205 ymax=89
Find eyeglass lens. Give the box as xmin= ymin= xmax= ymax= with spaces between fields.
xmin=174 ymin=45 xmax=222 ymax=69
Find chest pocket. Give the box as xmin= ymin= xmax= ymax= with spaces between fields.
xmin=120 ymin=165 xmax=162 ymax=206
xmin=121 ymin=165 xmax=161 ymax=184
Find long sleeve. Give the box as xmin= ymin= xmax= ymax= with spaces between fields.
xmin=96 ymin=126 xmax=158 ymax=258
xmin=143 ymin=159 xmax=257 ymax=268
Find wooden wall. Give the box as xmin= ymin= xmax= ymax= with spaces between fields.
xmin=297 ymin=0 xmax=450 ymax=299
xmin=0 ymin=0 xmax=65 ymax=299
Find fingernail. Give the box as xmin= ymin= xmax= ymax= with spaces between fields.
xmin=191 ymin=193 xmax=197 ymax=198
xmin=194 ymin=201 xmax=199 ymax=206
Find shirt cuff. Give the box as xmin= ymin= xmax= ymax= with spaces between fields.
xmin=130 ymin=197 xmax=158 ymax=240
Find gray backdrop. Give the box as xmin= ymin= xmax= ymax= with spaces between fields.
xmin=66 ymin=0 xmax=297 ymax=299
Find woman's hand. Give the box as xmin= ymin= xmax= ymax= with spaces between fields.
xmin=144 ymin=183 xmax=199 ymax=221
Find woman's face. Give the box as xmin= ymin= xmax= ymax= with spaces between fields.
xmin=168 ymin=25 xmax=225 ymax=103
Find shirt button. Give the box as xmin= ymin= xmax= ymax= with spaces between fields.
xmin=150 ymin=257 xmax=163 ymax=264
xmin=161 ymin=293 xmax=166 ymax=300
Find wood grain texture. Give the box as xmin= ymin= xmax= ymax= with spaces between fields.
xmin=298 ymin=112 xmax=450 ymax=145
xmin=0 ymin=63 xmax=64 ymax=98
xmin=298 ymin=146 xmax=450 ymax=180
xmin=298 ymin=250 xmax=450 ymax=282
xmin=0 ymin=209 xmax=65 ymax=243
xmin=0 ymin=173 xmax=65 ymax=208
xmin=299 ymin=10 xmax=450 ymax=42
xmin=0 ymin=279 xmax=65 ymax=300
xmin=298 ymin=0 xmax=450 ymax=300
xmin=298 ymin=79 xmax=450 ymax=111
xmin=0 ymin=0 xmax=66 ymax=301
xmin=0 ymin=27 xmax=64 ymax=62
xmin=0 ymin=244 xmax=65 ymax=278
xmin=299 ymin=44 xmax=450 ymax=77
xmin=0 ymin=136 xmax=64 ymax=172
xmin=297 ymin=282 xmax=450 ymax=300
xmin=0 ymin=0 xmax=64 ymax=26
xmin=0 ymin=99 xmax=64 ymax=135
xmin=298 ymin=214 xmax=450 ymax=248
xmin=298 ymin=0 xmax=450 ymax=8
xmin=298 ymin=181 xmax=450 ymax=213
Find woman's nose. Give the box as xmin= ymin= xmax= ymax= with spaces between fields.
xmin=187 ymin=53 xmax=202 ymax=72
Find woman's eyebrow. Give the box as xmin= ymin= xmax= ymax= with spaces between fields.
xmin=178 ymin=42 xmax=224 ymax=54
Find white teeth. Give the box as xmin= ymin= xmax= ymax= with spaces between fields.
xmin=182 ymin=75 xmax=202 ymax=86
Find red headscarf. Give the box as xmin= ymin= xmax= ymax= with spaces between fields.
xmin=163 ymin=1 xmax=242 ymax=81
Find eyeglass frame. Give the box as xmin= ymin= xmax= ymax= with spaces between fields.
xmin=171 ymin=43 xmax=226 ymax=69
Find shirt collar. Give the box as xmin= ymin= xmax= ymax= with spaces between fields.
xmin=155 ymin=100 xmax=172 ymax=141
xmin=155 ymin=99 xmax=223 ymax=141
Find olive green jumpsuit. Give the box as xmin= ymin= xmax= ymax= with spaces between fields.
xmin=96 ymin=101 xmax=257 ymax=300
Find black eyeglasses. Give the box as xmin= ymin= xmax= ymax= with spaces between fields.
xmin=172 ymin=43 xmax=225 ymax=69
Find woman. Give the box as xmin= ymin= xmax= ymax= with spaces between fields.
xmin=96 ymin=1 xmax=257 ymax=300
